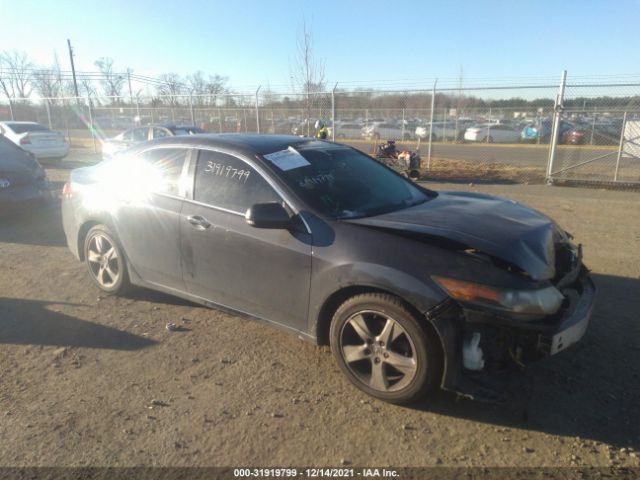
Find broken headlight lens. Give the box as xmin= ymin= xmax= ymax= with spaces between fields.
xmin=433 ymin=276 xmax=564 ymax=316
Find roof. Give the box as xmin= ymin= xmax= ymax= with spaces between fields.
xmin=147 ymin=133 xmax=319 ymax=155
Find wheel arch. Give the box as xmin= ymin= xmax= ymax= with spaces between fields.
xmin=76 ymin=215 xmax=117 ymax=261
xmin=315 ymin=285 xmax=441 ymax=350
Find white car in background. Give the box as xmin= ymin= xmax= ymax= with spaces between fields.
xmin=362 ymin=122 xmax=412 ymax=140
xmin=464 ymin=123 xmax=521 ymax=143
xmin=0 ymin=121 xmax=70 ymax=161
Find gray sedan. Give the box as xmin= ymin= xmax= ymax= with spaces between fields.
xmin=61 ymin=134 xmax=594 ymax=403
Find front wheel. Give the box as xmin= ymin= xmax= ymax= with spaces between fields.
xmin=330 ymin=293 xmax=442 ymax=404
xmin=84 ymin=224 xmax=131 ymax=295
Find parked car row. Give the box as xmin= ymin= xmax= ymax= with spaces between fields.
xmin=332 ymin=117 xmax=625 ymax=145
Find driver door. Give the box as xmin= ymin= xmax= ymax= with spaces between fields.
xmin=180 ymin=149 xmax=312 ymax=332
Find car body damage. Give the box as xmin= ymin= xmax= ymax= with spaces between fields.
xmin=346 ymin=191 xmax=569 ymax=281
xmin=345 ymin=190 xmax=594 ymax=402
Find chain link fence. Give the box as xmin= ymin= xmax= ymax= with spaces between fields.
xmin=1 ymin=73 xmax=639 ymax=186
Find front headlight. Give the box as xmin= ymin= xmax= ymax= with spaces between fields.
xmin=433 ymin=276 xmax=564 ymax=316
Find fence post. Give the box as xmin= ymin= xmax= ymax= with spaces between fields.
xmin=401 ymin=109 xmax=405 ymax=141
xmin=331 ymin=83 xmax=338 ymax=141
xmin=45 ymin=101 xmax=52 ymax=129
xmin=189 ymin=93 xmax=195 ymax=126
xmin=614 ymin=111 xmax=627 ymax=182
xmin=87 ymin=96 xmax=97 ymax=153
xmin=427 ymin=79 xmax=437 ymax=170
xmin=545 ymin=70 xmax=567 ymax=183
xmin=255 ymin=86 xmax=261 ymax=134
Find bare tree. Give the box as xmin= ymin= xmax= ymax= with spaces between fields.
xmin=187 ymin=71 xmax=206 ymax=105
xmin=157 ymin=73 xmax=184 ymax=104
xmin=291 ymin=19 xmax=326 ymax=135
xmin=205 ymin=74 xmax=227 ymax=106
xmin=0 ymin=50 xmax=34 ymax=101
xmin=94 ymin=57 xmax=125 ymax=101
xmin=32 ymin=54 xmax=65 ymax=102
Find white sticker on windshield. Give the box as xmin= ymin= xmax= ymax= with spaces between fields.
xmin=264 ymin=147 xmax=310 ymax=171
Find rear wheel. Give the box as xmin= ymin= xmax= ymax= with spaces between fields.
xmin=330 ymin=293 xmax=442 ymax=404
xmin=84 ymin=225 xmax=131 ymax=295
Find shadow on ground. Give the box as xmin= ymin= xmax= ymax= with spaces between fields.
xmin=411 ymin=273 xmax=640 ymax=449
xmin=0 ymin=297 xmax=156 ymax=350
xmin=0 ymin=202 xmax=66 ymax=247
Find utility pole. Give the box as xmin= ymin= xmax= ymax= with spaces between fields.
xmin=67 ymin=39 xmax=80 ymax=100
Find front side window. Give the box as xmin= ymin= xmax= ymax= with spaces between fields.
xmin=194 ymin=150 xmax=280 ymax=213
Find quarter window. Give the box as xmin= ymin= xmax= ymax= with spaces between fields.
xmin=194 ymin=150 xmax=280 ymax=213
xmin=136 ymin=148 xmax=187 ymax=196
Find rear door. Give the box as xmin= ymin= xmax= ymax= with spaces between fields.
xmin=113 ymin=146 xmax=189 ymax=290
xmin=180 ymin=148 xmax=312 ymax=331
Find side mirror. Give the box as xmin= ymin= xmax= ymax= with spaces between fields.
xmin=245 ymin=202 xmax=291 ymax=229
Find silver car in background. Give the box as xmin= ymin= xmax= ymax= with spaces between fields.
xmin=0 ymin=121 xmax=69 ymax=161
xmin=363 ymin=122 xmax=412 ymax=140
xmin=101 ymin=124 xmax=205 ymax=159
xmin=464 ymin=123 xmax=521 ymax=143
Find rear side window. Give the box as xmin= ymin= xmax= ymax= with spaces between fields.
xmin=133 ymin=128 xmax=148 ymax=142
xmin=5 ymin=123 xmax=49 ymax=134
xmin=152 ymin=127 xmax=170 ymax=139
xmin=193 ymin=150 xmax=279 ymax=213
xmin=136 ymin=148 xmax=187 ymax=196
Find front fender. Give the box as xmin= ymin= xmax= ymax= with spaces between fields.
xmin=308 ymin=261 xmax=448 ymax=337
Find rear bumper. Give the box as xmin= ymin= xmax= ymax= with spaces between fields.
xmin=61 ymin=197 xmax=82 ymax=259
xmin=25 ymin=144 xmax=70 ymax=159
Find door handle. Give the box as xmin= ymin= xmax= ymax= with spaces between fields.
xmin=187 ymin=215 xmax=211 ymax=230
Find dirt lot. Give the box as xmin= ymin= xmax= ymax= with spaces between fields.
xmin=1 ymin=153 xmax=639 ymax=468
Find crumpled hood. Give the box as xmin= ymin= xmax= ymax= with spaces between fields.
xmin=346 ymin=191 xmax=569 ymax=281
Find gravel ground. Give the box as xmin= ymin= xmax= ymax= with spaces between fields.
xmin=1 ymin=153 xmax=639 ymax=468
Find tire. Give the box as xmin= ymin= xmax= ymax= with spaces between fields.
xmin=330 ymin=293 xmax=442 ymax=404
xmin=486 ymin=136 xmax=494 ymax=143
xmin=83 ymin=224 xmax=131 ymax=295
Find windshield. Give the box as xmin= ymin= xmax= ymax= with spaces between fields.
xmin=264 ymin=144 xmax=431 ymax=219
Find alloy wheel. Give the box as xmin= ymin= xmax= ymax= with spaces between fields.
xmin=339 ymin=310 xmax=418 ymax=392
xmin=86 ymin=233 xmax=120 ymax=288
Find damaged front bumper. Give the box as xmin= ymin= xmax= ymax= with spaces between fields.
xmin=429 ymin=269 xmax=595 ymax=402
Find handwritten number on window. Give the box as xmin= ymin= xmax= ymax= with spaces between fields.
xmin=205 ymin=161 xmax=251 ymax=183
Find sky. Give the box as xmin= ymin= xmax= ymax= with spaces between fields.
xmin=1 ymin=0 xmax=639 ymax=93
